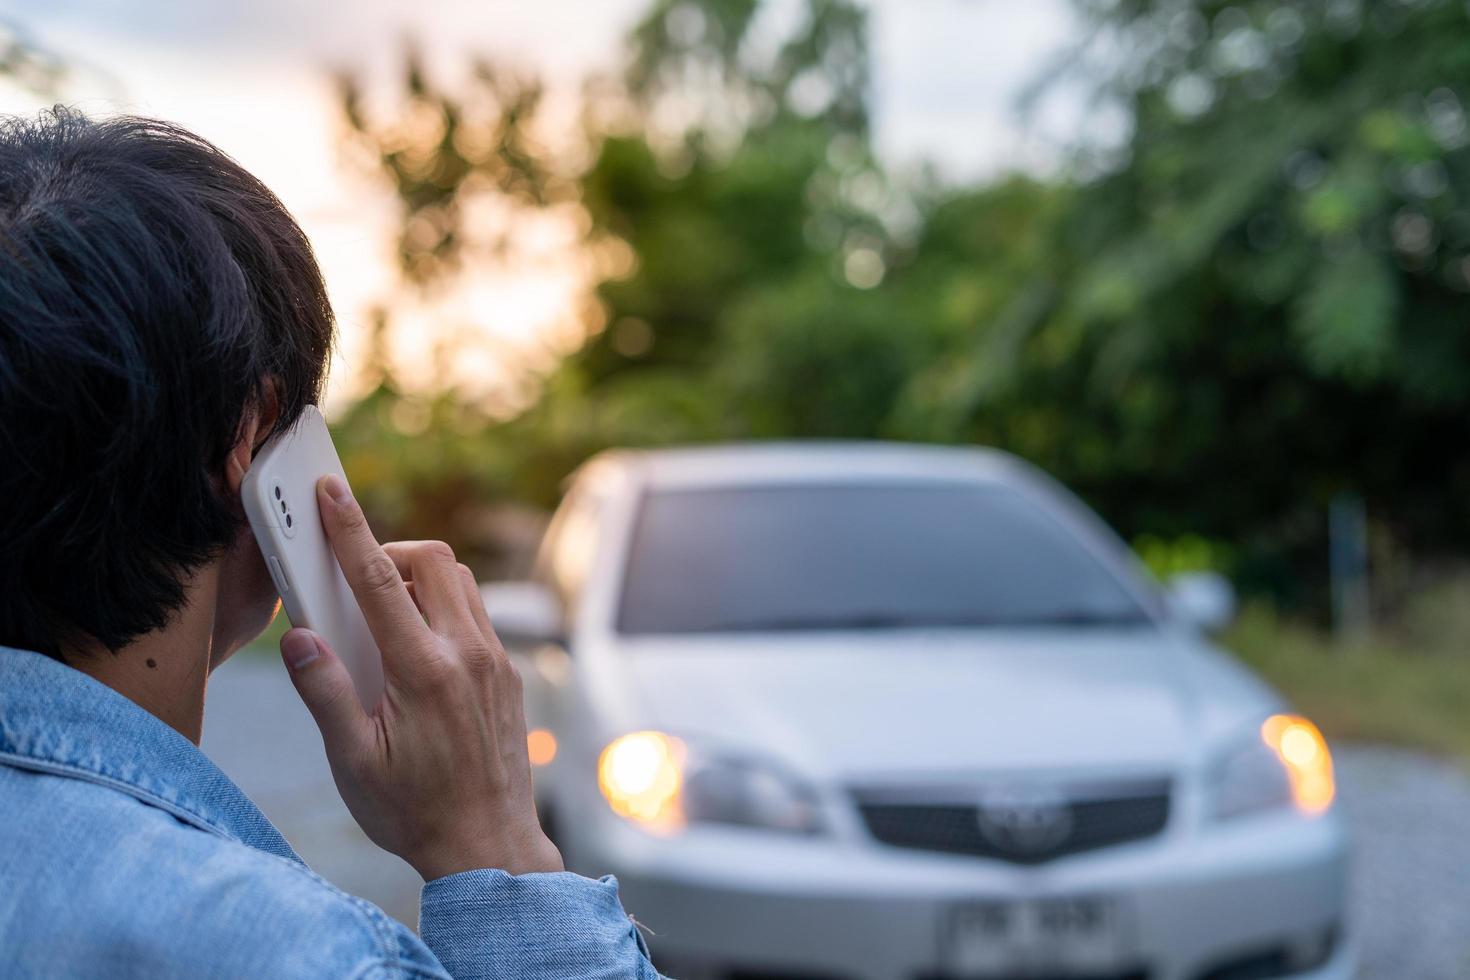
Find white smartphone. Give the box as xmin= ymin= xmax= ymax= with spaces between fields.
xmin=242 ymin=405 xmax=385 ymax=710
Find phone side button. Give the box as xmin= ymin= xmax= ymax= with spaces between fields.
xmin=266 ymin=555 xmax=291 ymax=595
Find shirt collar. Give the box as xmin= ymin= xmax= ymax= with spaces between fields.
xmin=0 ymin=645 xmax=302 ymax=864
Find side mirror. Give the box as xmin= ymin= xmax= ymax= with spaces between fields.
xmin=1166 ymin=571 xmax=1237 ymax=632
xmin=479 ymin=582 xmax=566 ymax=648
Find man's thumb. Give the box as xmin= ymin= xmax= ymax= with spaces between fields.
xmin=280 ymin=628 xmax=367 ymax=752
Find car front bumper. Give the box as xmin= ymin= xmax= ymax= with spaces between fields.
xmin=571 ymin=805 xmax=1353 ymax=980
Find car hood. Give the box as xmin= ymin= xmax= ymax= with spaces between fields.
xmin=612 ymin=628 xmax=1281 ymax=783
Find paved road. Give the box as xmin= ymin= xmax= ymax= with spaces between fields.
xmin=1334 ymin=747 xmax=1470 ymax=979
xmin=202 ymin=654 xmax=1470 ymax=976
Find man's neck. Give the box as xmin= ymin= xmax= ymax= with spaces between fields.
xmin=66 ymin=570 xmax=219 ymax=745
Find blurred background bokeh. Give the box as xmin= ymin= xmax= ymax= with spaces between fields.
xmin=8 ymin=1 xmax=1470 ymax=976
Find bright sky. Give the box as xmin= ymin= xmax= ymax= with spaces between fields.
xmin=0 ymin=0 xmax=1081 ymax=407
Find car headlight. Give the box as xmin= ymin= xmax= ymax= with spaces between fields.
xmin=598 ymin=731 xmax=824 ymax=835
xmin=1209 ymin=714 xmax=1335 ymax=820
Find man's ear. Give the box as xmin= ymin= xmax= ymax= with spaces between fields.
xmin=224 ymin=383 xmax=282 ymax=497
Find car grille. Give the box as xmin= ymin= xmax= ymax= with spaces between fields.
xmin=852 ymin=778 xmax=1172 ymax=865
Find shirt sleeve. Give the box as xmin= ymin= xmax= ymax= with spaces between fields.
xmin=418 ymin=870 xmax=663 ymax=980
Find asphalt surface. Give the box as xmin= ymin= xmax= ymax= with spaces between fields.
xmin=1333 ymin=747 xmax=1470 ymax=979
xmin=201 ymin=653 xmax=1470 ymax=977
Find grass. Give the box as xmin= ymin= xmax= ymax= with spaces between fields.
xmin=1224 ymin=602 xmax=1470 ymax=762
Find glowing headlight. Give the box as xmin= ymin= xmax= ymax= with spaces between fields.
xmin=597 ymin=732 xmax=824 ymax=835
xmin=1209 ymin=713 xmax=1335 ymax=820
xmin=598 ymin=731 xmax=685 ymax=828
xmin=1261 ymin=714 xmax=1335 ymax=814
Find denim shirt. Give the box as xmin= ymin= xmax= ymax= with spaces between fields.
xmin=0 ymin=646 xmax=664 ymax=979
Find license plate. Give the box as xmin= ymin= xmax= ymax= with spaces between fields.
xmin=944 ymin=896 xmax=1132 ymax=976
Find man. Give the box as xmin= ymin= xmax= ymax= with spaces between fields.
xmin=0 ymin=108 xmax=664 ymax=979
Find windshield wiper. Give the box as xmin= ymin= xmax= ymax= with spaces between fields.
xmin=698 ymin=609 xmax=1152 ymax=632
xmin=991 ymin=609 xmax=1154 ymax=627
xmin=700 ymin=613 xmax=934 ymax=632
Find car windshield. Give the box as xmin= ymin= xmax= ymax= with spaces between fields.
xmin=616 ymin=482 xmax=1151 ymax=634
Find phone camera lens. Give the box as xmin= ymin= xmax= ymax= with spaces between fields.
xmin=286 ymin=514 xmax=293 ymax=528
xmin=280 ymin=500 xmax=288 ymax=513
xmin=273 ymin=485 xmax=282 ymax=500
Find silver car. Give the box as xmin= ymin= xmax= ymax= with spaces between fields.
xmin=485 ymin=443 xmax=1352 ymax=980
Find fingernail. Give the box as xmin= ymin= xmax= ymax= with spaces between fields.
xmin=281 ymin=629 xmax=320 ymax=670
xmin=321 ymin=474 xmax=351 ymax=505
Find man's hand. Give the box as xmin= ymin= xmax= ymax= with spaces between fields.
xmin=278 ymin=474 xmax=563 ymax=881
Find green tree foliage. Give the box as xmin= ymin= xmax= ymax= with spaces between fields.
xmin=338 ymin=49 xmax=565 ymax=286
xmin=337 ymin=0 xmax=1470 ymax=604
xmin=329 ymin=54 xmax=576 ymax=572
xmin=914 ymin=0 xmax=1470 ymax=601
xmin=571 ymin=0 xmax=886 ymax=388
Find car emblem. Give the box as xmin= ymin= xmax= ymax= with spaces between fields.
xmin=975 ymin=785 xmax=1074 ymax=855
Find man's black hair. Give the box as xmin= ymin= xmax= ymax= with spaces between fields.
xmin=0 ymin=108 xmax=333 ymax=658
